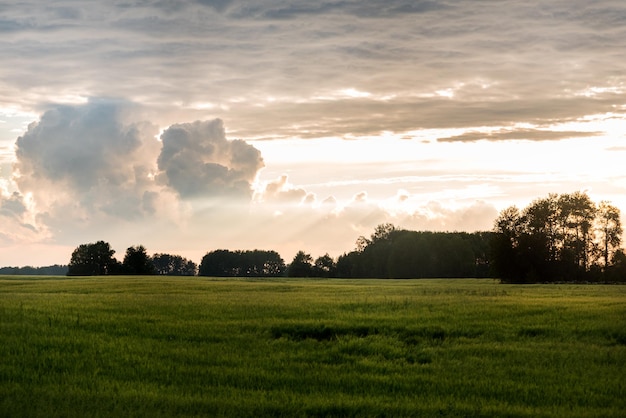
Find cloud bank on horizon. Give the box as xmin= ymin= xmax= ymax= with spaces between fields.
xmin=0 ymin=0 xmax=625 ymax=265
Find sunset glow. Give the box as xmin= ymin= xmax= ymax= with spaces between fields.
xmin=1 ymin=0 xmax=625 ymax=266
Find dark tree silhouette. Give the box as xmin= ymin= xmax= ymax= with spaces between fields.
xmin=0 ymin=265 xmax=68 ymax=275
xmin=68 ymin=241 xmax=120 ymax=276
xmin=314 ymin=254 xmax=337 ymax=277
xmin=287 ymin=251 xmax=314 ymax=277
xmin=199 ymin=249 xmax=285 ymax=277
xmin=152 ymin=253 xmax=197 ymax=276
xmin=491 ymin=191 xmax=623 ymax=282
xmin=596 ymin=201 xmax=623 ymax=269
xmin=122 ymin=245 xmax=156 ymax=275
xmin=337 ymin=225 xmax=494 ymax=279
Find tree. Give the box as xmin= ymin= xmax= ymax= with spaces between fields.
xmin=491 ymin=192 xmax=624 ymax=282
xmin=370 ymin=223 xmax=397 ymax=243
xmin=152 ymin=253 xmax=197 ymax=276
xmin=198 ymin=249 xmax=285 ymax=277
xmin=122 ymin=245 xmax=156 ymax=275
xmin=68 ymin=241 xmax=120 ymax=276
xmin=558 ymin=192 xmax=596 ymax=271
xmin=314 ymin=254 xmax=337 ymax=277
xmin=252 ymin=250 xmax=285 ymax=277
xmin=336 ymin=251 xmax=363 ymax=278
xmin=287 ymin=251 xmax=314 ymax=277
xmin=595 ymin=201 xmax=622 ymax=269
xmin=199 ymin=249 xmax=239 ymax=276
xmin=607 ymin=250 xmax=626 ymax=282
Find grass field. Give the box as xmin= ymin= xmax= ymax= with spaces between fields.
xmin=1 ymin=277 xmax=625 ymax=417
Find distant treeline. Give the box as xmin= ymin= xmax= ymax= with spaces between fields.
xmin=66 ymin=243 xmax=197 ymax=276
xmin=335 ymin=225 xmax=493 ymax=279
xmin=0 ymin=265 xmax=68 ymax=275
xmin=6 ymin=192 xmax=624 ymax=283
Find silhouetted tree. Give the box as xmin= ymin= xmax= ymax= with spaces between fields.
xmin=68 ymin=241 xmax=121 ymax=275
xmin=0 ymin=265 xmax=68 ymax=275
xmin=314 ymin=254 xmax=337 ymax=277
xmin=199 ymin=249 xmax=285 ymax=277
xmin=287 ymin=251 xmax=314 ymax=277
xmin=152 ymin=253 xmax=197 ymax=276
xmin=123 ymin=245 xmax=156 ymax=275
xmin=491 ymin=192 xmax=623 ymax=282
xmin=595 ymin=201 xmax=623 ymax=269
xmin=606 ymin=250 xmax=626 ymax=282
xmin=336 ymin=251 xmax=363 ymax=278
xmin=337 ymin=226 xmax=493 ymax=279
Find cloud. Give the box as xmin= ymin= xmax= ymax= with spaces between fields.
xmin=12 ymin=100 xmax=184 ymax=240
xmin=7 ymin=100 xmax=269 ymax=250
xmin=11 ymin=102 xmax=268 ymax=239
xmin=400 ymin=200 xmax=499 ymax=233
xmin=16 ymin=100 xmax=159 ymax=193
xmin=2 ymin=0 xmax=624 ymax=145
xmin=157 ymin=119 xmax=264 ymax=199
xmin=231 ymin=0 xmax=447 ymax=20
xmin=196 ymin=0 xmax=234 ymax=13
xmin=0 ymin=191 xmax=26 ymax=219
xmin=1 ymin=1 xmax=626 ymax=266
xmin=437 ymin=128 xmax=602 ymax=143
xmin=254 ymin=174 xmax=309 ymax=204
xmin=0 ymin=189 xmax=39 ymax=245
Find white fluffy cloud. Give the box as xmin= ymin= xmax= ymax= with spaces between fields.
xmin=8 ymin=100 xmax=266 ymax=248
xmin=254 ymin=174 xmax=314 ymax=204
xmin=158 ymin=119 xmax=263 ymax=199
xmin=14 ymin=100 xmax=165 ymax=228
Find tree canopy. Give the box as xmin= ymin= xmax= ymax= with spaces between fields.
xmin=336 ymin=228 xmax=493 ymax=279
xmin=286 ymin=251 xmax=315 ymax=277
xmin=491 ymin=191 xmax=624 ymax=282
xmin=60 ymin=192 xmax=624 ymax=282
xmin=199 ymin=249 xmax=285 ymax=277
xmin=122 ymin=245 xmax=156 ymax=275
xmin=152 ymin=253 xmax=197 ymax=276
xmin=68 ymin=241 xmax=121 ymax=276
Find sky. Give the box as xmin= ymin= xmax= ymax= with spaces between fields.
xmin=1 ymin=0 xmax=625 ymax=267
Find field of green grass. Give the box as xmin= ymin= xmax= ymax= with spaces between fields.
xmin=1 ymin=276 xmax=624 ymax=417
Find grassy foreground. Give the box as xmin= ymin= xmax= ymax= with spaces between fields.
xmin=1 ymin=277 xmax=624 ymax=417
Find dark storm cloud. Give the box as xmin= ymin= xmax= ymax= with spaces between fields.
xmin=157 ymin=119 xmax=264 ymax=199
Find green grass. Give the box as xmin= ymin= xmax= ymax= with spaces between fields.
xmin=1 ymin=277 xmax=625 ymax=417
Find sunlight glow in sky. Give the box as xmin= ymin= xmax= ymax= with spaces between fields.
xmin=1 ymin=0 xmax=625 ymax=266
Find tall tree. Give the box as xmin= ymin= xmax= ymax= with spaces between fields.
xmin=595 ymin=201 xmax=623 ymax=268
xmin=558 ymin=192 xmax=596 ymax=271
xmin=492 ymin=192 xmax=623 ymax=282
xmin=122 ymin=245 xmax=156 ymax=275
xmin=68 ymin=241 xmax=120 ymax=276
xmin=314 ymin=254 xmax=337 ymax=277
xmin=287 ymin=251 xmax=314 ymax=277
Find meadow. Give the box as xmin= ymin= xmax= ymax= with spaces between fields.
xmin=1 ymin=276 xmax=624 ymax=417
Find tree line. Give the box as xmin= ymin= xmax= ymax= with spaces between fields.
xmin=67 ymin=243 xmax=197 ymax=276
xmin=0 ymin=265 xmax=68 ymax=275
xmin=492 ymin=191 xmax=625 ymax=283
xmin=61 ymin=191 xmax=625 ymax=282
